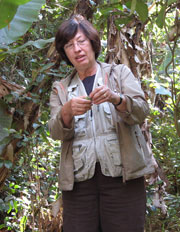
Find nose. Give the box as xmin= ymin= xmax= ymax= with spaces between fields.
xmin=73 ymin=42 xmax=81 ymax=52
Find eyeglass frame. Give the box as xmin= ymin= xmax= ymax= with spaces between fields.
xmin=64 ymin=38 xmax=88 ymax=50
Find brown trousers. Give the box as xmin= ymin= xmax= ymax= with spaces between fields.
xmin=62 ymin=163 xmax=146 ymax=232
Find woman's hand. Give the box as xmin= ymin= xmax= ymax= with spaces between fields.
xmin=70 ymin=96 xmax=92 ymax=116
xmin=89 ymin=85 xmax=119 ymax=105
xmin=61 ymin=96 xmax=92 ymax=128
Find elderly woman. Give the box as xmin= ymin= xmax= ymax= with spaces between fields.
xmin=48 ymin=15 xmax=155 ymax=232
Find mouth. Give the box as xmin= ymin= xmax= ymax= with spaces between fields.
xmin=75 ymin=55 xmax=86 ymax=62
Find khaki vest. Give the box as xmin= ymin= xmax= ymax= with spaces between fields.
xmin=67 ymin=65 xmax=122 ymax=182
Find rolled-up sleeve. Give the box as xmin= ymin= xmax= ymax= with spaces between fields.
xmin=48 ymin=82 xmax=74 ymax=141
xmin=115 ymin=65 xmax=150 ymax=125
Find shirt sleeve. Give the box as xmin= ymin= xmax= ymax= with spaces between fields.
xmin=113 ymin=64 xmax=150 ymax=125
xmin=48 ymin=81 xmax=75 ymax=141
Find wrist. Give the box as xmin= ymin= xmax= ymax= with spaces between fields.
xmin=113 ymin=93 xmax=123 ymax=107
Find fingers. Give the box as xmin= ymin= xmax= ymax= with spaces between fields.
xmin=70 ymin=96 xmax=92 ymax=116
xmin=70 ymin=86 xmax=113 ymax=116
xmin=89 ymin=85 xmax=111 ymax=104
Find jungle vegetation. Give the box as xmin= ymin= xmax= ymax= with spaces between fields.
xmin=0 ymin=0 xmax=180 ymax=231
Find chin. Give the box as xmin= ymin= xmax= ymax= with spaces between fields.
xmin=76 ymin=61 xmax=89 ymax=67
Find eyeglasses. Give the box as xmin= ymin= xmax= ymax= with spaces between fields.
xmin=64 ymin=38 xmax=88 ymax=50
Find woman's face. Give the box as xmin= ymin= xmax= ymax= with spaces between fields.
xmin=64 ymin=29 xmax=96 ymax=72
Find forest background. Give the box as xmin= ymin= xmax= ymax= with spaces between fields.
xmin=0 ymin=0 xmax=180 ymax=231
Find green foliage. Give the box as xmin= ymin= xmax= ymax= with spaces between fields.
xmin=95 ymin=0 xmax=149 ymax=32
xmin=156 ymin=5 xmax=166 ymax=29
xmin=135 ymin=0 xmax=148 ymax=22
xmin=0 ymin=0 xmax=180 ymax=231
xmin=0 ymin=0 xmax=31 ymax=29
xmin=125 ymin=0 xmax=148 ymax=22
xmin=3 ymin=37 xmax=54 ymax=55
xmin=0 ymin=110 xmax=61 ymax=231
xmin=127 ymin=0 xmax=149 ymax=22
xmin=0 ymin=0 xmax=46 ymax=45
xmin=145 ymin=104 xmax=180 ymax=231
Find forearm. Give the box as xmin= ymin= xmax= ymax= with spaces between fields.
xmin=112 ymin=64 xmax=149 ymax=124
xmin=61 ymin=101 xmax=74 ymax=128
xmin=110 ymin=92 xmax=127 ymax=112
xmin=109 ymin=89 xmax=149 ymax=125
xmin=117 ymin=95 xmax=150 ymax=125
xmin=48 ymin=109 xmax=74 ymax=141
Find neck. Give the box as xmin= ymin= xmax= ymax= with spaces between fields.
xmin=78 ymin=62 xmax=97 ymax=80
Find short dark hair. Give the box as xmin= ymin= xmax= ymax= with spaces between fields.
xmin=55 ymin=15 xmax=101 ymax=66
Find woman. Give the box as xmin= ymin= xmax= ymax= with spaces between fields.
xmin=48 ymin=14 xmax=155 ymax=232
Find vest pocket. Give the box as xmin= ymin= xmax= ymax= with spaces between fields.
xmin=72 ymin=144 xmax=86 ymax=172
xmin=74 ymin=114 xmax=86 ymax=136
xmin=101 ymin=103 xmax=115 ymax=131
xmin=103 ymin=103 xmax=111 ymax=118
xmin=134 ymin=130 xmax=146 ymax=160
xmin=106 ymin=135 xmax=121 ymax=165
xmin=74 ymin=158 xmax=83 ymax=172
xmin=129 ymin=128 xmax=147 ymax=170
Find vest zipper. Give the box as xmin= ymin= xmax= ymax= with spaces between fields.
xmin=90 ymin=108 xmax=98 ymax=161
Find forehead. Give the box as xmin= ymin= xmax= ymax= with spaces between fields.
xmin=70 ymin=29 xmax=86 ymax=41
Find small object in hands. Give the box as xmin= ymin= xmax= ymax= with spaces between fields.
xmin=85 ymin=96 xmax=92 ymax=100
xmin=104 ymin=93 xmax=107 ymax=98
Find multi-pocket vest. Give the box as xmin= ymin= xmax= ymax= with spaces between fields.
xmin=67 ymin=64 xmax=122 ymax=182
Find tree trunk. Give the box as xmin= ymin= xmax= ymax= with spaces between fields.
xmin=106 ymin=13 xmax=152 ymax=79
xmin=73 ymin=0 xmax=101 ymax=20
